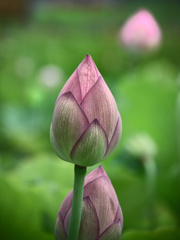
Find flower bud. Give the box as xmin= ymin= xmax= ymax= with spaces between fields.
xmin=55 ymin=166 xmax=123 ymax=240
xmin=120 ymin=9 xmax=162 ymax=51
xmin=124 ymin=133 xmax=157 ymax=159
xmin=50 ymin=54 xmax=122 ymax=166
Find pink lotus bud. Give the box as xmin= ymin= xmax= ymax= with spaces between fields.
xmin=50 ymin=54 xmax=122 ymax=166
xmin=55 ymin=166 xmax=123 ymax=240
xmin=120 ymin=9 xmax=162 ymax=51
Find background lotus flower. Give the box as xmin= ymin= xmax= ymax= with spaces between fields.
xmin=120 ymin=9 xmax=162 ymax=51
xmin=50 ymin=54 xmax=122 ymax=167
xmin=55 ymin=166 xmax=123 ymax=240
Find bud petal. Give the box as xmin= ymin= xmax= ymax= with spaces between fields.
xmin=70 ymin=119 xmax=108 ymax=166
xmin=78 ymin=197 xmax=99 ymax=240
xmin=63 ymin=197 xmax=100 ymax=240
xmin=83 ymin=173 xmax=119 ymax=234
xmin=81 ymin=76 xmax=118 ymax=142
xmin=105 ymin=114 xmax=122 ymax=158
xmin=84 ymin=164 xmax=109 ymax=186
xmin=98 ymin=220 xmax=122 ymax=240
xmin=59 ymin=191 xmax=72 ymax=219
xmin=51 ymin=92 xmax=89 ymax=162
xmin=78 ymin=54 xmax=101 ymax=99
xmin=114 ymin=205 xmax=123 ymax=224
xmin=58 ymin=69 xmax=82 ymax=104
xmin=50 ymin=124 xmax=66 ymax=160
xmin=55 ymin=214 xmax=67 ymax=240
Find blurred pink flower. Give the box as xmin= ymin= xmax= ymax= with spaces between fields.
xmin=50 ymin=54 xmax=122 ymax=167
xmin=120 ymin=9 xmax=162 ymax=51
xmin=55 ymin=166 xmax=123 ymax=240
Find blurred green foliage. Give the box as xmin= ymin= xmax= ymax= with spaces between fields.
xmin=0 ymin=1 xmax=180 ymax=239
xmin=121 ymin=228 xmax=180 ymax=240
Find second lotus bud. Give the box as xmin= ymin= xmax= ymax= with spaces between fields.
xmin=55 ymin=166 xmax=123 ymax=240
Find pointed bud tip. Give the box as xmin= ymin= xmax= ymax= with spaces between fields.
xmin=139 ymin=8 xmax=150 ymax=13
xmin=81 ymin=54 xmax=94 ymax=65
xmin=85 ymin=53 xmax=92 ymax=59
xmin=96 ymin=165 xmax=109 ymax=178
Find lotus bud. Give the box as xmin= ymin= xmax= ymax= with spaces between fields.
xmin=124 ymin=133 xmax=157 ymax=159
xmin=55 ymin=166 xmax=123 ymax=240
xmin=50 ymin=54 xmax=122 ymax=167
xmin=120 ymin=9 xmax=162 ymax=51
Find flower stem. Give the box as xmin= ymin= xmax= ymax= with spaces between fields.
xmin=177 ymin=90 xmax=180 ymax=159
xmin=68 ymin=164 xmax=86 ymax=240
xmin=176 ymin=91 xmax=180 ymax=225
xmin=144 ymin=156 xmax=157 ymax=229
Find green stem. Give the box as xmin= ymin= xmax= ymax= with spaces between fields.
xmin=176 ymin=91 xmax=180 ymax=225
xmin=144 ymin=157 xmax=157 ymax=229
xmin=68 ymin=165 xmax=86 ymax=240
xmin=177 ymin=93 xmax=180 ymax=163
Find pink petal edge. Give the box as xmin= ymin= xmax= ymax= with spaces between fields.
xmin=80 ymin=76 xmax=118 ymax=143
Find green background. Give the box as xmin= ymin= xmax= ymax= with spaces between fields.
xmin=0 ymin=0 xmax=180 ymax=239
